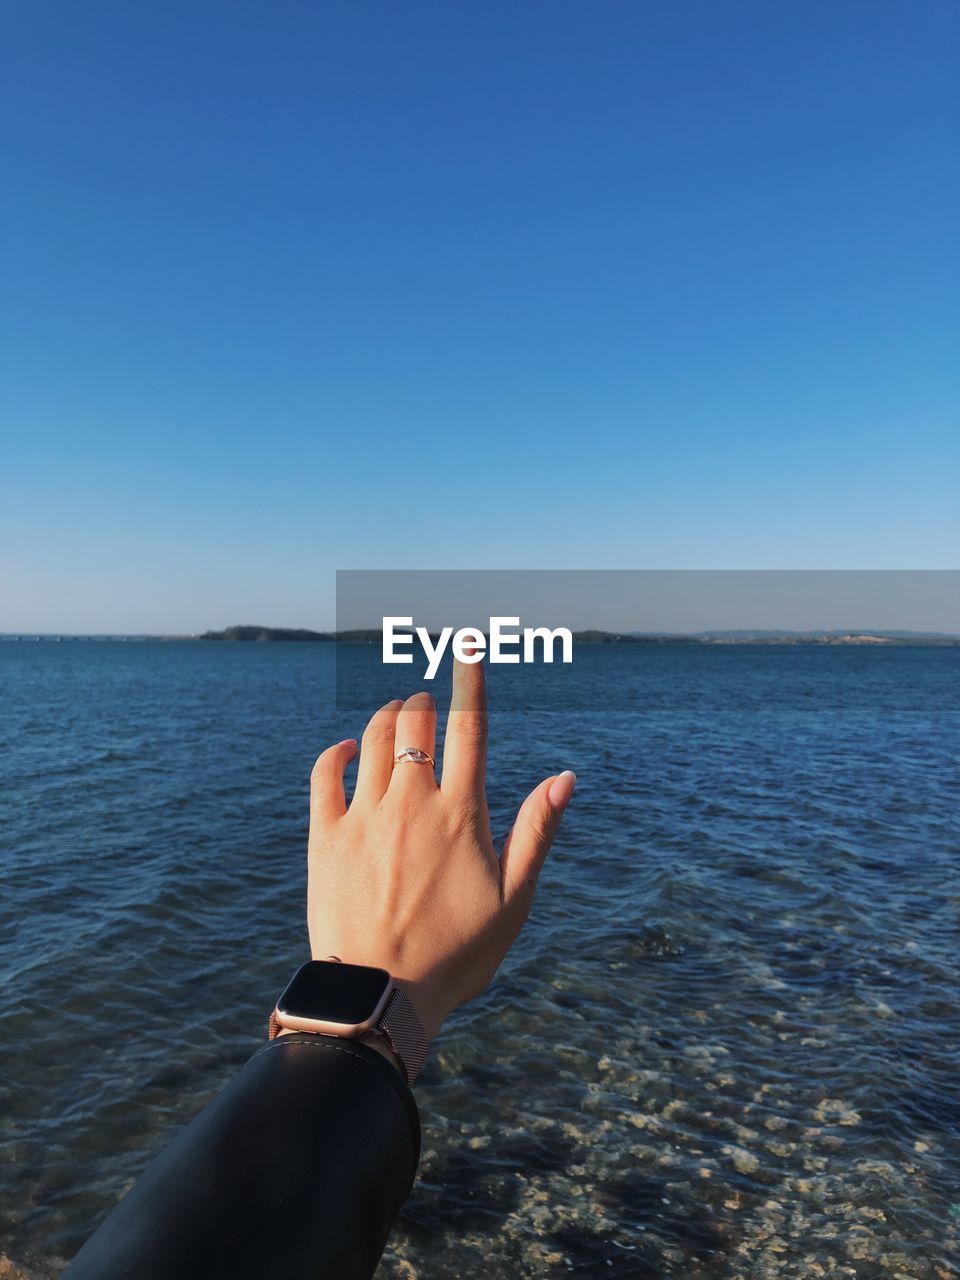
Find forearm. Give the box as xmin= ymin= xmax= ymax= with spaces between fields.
xmin=63 ymin=1033 xmax=421 ymax=1280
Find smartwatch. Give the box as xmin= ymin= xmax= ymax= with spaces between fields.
xmin=268 ymin=959 xmax=428 ymax=1085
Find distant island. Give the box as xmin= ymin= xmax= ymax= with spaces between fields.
xmin=193 ymin=626 xmax=960 ymax=646
xmin=199 ymin=626 xmax=336 ymax=642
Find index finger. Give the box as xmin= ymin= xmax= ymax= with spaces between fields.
xmin=440 ymin=649 xmax=487 ymax=799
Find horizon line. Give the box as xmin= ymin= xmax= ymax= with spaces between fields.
xmin=3 ymin=627 xmax=960 ymax=641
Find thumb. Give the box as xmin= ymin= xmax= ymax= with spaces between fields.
xmin=499 ymin=771 xmax=576 ymax=903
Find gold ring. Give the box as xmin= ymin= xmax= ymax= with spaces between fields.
xmin=393 ymin=747 xmax=435 ymax=766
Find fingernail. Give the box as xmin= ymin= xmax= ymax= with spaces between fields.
xmin=339 ymin=738 xmax=357 ymax=748
xmin=548 ymin=770 xmax=576 ymax=811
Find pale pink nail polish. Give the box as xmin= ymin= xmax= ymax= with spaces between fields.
xmin=548 ymin=770 xmax=576 ymax=811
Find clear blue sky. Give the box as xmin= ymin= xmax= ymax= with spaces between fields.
xmin=2 ymin=1 xmax=957 ymax=631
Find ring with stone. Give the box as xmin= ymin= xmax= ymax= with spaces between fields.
xmin=393 ymin=747 xmax=435 ymax=766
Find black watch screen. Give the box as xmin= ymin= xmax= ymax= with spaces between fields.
xmin=277 ymin=960 xmax=391 ymax=1025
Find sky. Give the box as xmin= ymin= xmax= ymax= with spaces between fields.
xmin=2 ymin=1 xmax=958 ymax=632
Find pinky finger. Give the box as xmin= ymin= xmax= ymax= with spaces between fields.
xmin=499 ymin=770 xmax=576 ymax=903
xmin=310 ymin=739 xmax=358 ymax=825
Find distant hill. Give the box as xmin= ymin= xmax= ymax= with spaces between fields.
xmin=574 ymin=630 xmax=698 ymax=644
xmin=686 ymin=630 xmax=960 ymax=645
xmin=688 ymin=629 xmax=960 ymax=641
xmin=198 ymin=626 xmax=335 ymax=642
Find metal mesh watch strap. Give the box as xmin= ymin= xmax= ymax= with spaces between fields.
xmin=376 ymin=984 xmax=428 ymax=1085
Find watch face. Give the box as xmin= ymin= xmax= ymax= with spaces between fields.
xmin=277 ymin=961 xmax=391 ymax=1026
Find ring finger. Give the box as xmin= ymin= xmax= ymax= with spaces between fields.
xmin=353 ymin=699 xmax=404 ymax=806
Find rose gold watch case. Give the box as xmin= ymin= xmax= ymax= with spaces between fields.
xmin=273 ymin=978 xmax=395 ymax=1039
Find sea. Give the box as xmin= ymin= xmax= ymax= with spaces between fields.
xmin=1 ymin=640 xmax=958 ymax=1278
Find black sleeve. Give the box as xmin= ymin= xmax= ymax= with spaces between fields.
xmin=62 ymin=1032 xmax=421 ymax=1280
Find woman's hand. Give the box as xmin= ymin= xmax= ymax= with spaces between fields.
xmin=306 ymin=656 xmax=575 ymax=1045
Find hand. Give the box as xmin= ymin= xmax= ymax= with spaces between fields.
xmin=306 ymin=656 xmax=575 ymax=1046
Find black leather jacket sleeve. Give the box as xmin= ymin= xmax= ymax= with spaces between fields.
xmin=62 ymin=1032 xmax=421 ymax=1280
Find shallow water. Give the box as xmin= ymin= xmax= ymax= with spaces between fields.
xmin=1 ymin=642 xmax=958 ymax=1278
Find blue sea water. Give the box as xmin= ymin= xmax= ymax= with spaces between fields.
xmin=1 ymin=641 xmax=958 ymax=1278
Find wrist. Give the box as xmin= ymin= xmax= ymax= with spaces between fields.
xmin=271 ymin=961 xmax=432 ymax=1084
xmin=357 ymin=1031 xmax=406 ymax=1078
xmin=275 ymin=1027 xmax=407 ymax=1080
